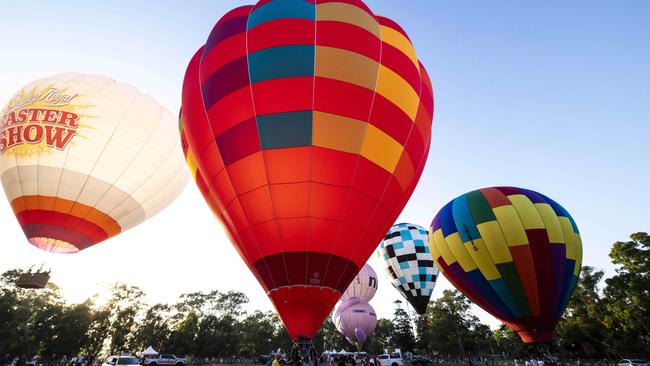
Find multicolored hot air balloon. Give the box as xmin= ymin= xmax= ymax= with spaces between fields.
xmin=0 ymin=73 xmax=188 ymax=254
xmin=332 ymin=297 xmax=378 ymax=350
xmin=341 ymin=263 xmax=378 ymax=302
xmin=429 ymin=187 xmax=582 ymax=343
xmin=379 ymin=223 xmax=440 ymax=314
xmin=180 ymin=0 xmax=434 ymax=342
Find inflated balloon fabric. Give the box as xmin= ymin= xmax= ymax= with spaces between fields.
xmin=429 ymin=187 xmax=582 ymax=343
xmin=332 ymin=297 xmax=377 ymax=349
xmin=379 ymin=223 xmax=439 ymax=314
xmin=180 ymin=0 xmax=434 ymax=340
xmin=0 ymin=73 xmax=188 ymax=253
xmin=340 ymin=263 xmax=378 ymax=302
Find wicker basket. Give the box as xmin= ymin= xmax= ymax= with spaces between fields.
xmin=16 ymin=272 xmax=50 ymax=289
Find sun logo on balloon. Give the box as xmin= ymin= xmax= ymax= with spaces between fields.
xmin=0 ymin=83 xmax=96 ymax=158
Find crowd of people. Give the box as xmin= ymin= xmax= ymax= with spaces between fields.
xmin=515 ymin=358 xmax=549 ymax=366
xmin=1 ymin=355 xmax=91 ymax=366
xmin=263 ymin=352 xmax=381 ymax=366
xmin=1 ymin=354 xmax=632 ymax=366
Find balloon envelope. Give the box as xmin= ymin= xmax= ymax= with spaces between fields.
xmin=378 ymin=223 xmax=440 ymax=314
xmin=341 ymin=263 xmax=378 ymax=302
xmin=354 ymin=328 xmax=367 ymax=343
xmin=332 ymin=298 xmax=377 ymax=349
xmin=429 ymin=187 xmax=582 ymax=343
xmin=0 ymin=73 xmax=187 ymax=253
xmin=181 ymin=0 xmax=433 ymax=340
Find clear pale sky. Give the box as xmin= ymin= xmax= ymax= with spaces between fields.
xmin=0 ymin=1 xmax=648 ymax=329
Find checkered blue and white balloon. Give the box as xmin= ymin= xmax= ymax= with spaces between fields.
xmin=378 ymin=223 xmax=440 ymax=314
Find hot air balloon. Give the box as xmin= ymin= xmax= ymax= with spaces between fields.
xmin=332 ymin=297 xmax=378 ymax=350
xmin=180 ymin=108 xmax=242 ymax=250
xmin=0 ymin=73 xmax=188 ymax=254
xmin=341 ymin=263 xmax=378 ymax=302
xmin=428 ymin=187 xmax=583 ymax=343
xmin=378 ymin=223 xmax=440 ymax=314
xmin=180 ymin=0 xmax=434 ymax=342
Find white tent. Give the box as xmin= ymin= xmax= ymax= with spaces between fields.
xmin=141 ymin=347 xmax=158 ymax=357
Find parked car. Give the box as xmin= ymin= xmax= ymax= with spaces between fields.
xmin=411 ymin=355 xmax=431 ymax=366
xmin=618 ymin=360 xmax=648 ymax=366
xmin=102 ymin=356 xmax=140 ymax=366
xmin=144 ymin=354 xmax=187 ymax=366
xmin=377 ymin=353 xmax=403 ymax=366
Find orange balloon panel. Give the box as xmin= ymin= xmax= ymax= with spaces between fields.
xmin=181 ymin=0 xmax=434 ymax=340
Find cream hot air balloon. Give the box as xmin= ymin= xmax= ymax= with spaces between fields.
xmin=0 ymin=73 xmax=188 ymax=254
xmin=341 ymin=263 xmax=379 ymax=302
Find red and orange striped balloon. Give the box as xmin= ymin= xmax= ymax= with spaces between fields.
xmin=181 ymin=0 xmax=433 ymax=340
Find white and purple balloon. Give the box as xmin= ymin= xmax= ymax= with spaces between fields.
xmin=341 ymin=263 xmax=378 ymax=302
xmin=333 ymin=297 xmax=378 ymax=349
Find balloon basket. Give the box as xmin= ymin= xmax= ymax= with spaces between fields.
xmin=16 ymin=271 xmax=50 ymax=289
xmin=291 ymin=339 xmax=317 ymax=364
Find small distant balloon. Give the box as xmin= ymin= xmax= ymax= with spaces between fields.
xmin=341 ymin=263 xmax=378 ymax=302
xmin=332 ymin=298 xmax=377 ymax=350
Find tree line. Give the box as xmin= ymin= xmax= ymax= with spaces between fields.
xmin=0 ymin=233 xmax=647 ymax=361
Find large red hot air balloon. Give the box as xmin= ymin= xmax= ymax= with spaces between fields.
xmin=181 ymin=0 xmax=434 ymax=341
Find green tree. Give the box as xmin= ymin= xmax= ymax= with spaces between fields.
xmin=133 ymin=304 xmax=172 ymax=352
xmin=168 ymin=312 xmax=200 ymax=356
xmin=426 ymin=290 xmax=466 ymax=357
xmin=104 ymin=283 xmax=145 ymax=353
xmin=466 ymin=323 xmax=494 ymax=356
xmin=492 ymin=325 xmax=524 ymax=358
xmin=602 ymin=232 xmax=649 ymax=357
xmin=0 ymin=269 xmax=68 ymax=356
xmin=391 ymin=301 xmax=415 ymax=352
xmin=84 ymin=308 xmax=111 ymax=362
xmin=217 ymin=291 xmax=249 ymax=318
xmin=555 ymin=266 xmax=609 ymax=358
xmin=45 ymin=302 xmax=94 ymax=357
xmin=314 ymin=315 xmax=343 ymax=353
xmin=0 ymin=269 xmax=109 ymax=359
xmin=270 ymin=318 xmax=293 ymax=356
xmin=423 ymin=290 xmax=492 ymax=358
xmin=365 ymin=318 xmax=394 ymax=355
xmin=195 ymin=314 xmax=240 ymax=357
xmin=414 ymin=314 xmax=430 ymax=354
xmin=238 ymin=310 xmax=277 ymax=357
